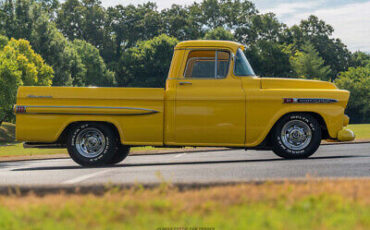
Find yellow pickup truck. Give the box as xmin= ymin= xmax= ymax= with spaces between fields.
xmin=14 ymin=40 xmax=355 ymax=166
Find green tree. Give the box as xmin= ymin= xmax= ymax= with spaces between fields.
xmin=0 ymin=49 xmax=21 ymax=125
xmin=243 ymin=13 xmax=286 ymax=43
xmin=285 ymin=15 xmax=351 ymax=80
xmin=198 ymin=0 xmax=257 ymax=31
xmin=14 ymin=0 xmax=33 ymax=39
xmin=56 ymin=0 xmax=84 ymax=41
xmin=351 ymin=51 xmax=370 ymax=68
xmin=73 ymin=39 xmax=115 ymax=86
xmin=335 ymin=66 xmax=370 ymax=123
xmin=204 ymin=27 xmax=234 ymax=40
xmin=106 ymin=3 xmax=162 ymax=54
xmin=0 ymin=0 xmax=87 ymax=86
xmin=30 ymin=6 xmax=74 ymax=86
xmin=161 ymin=4 xmax=203 ymax=41
xmin=247 ymin=41 xmax=292 ymax=77
xmin=290 ymin=42 xmax=331 ymax=80
xmin=57 ymin=0 xmax=107 ymax=47
xmin=30 ymin=3 xmax=100 ymax=86
xmin=6 ymin=38 xmax=54 ymax=85
xmin=0 ymin=35 xmax=8 ymax=48
xmin=235 ymin=13 xmax=291 ymax=77
xmin=0 ymin=0 xmax=16 ymax=37
xmin=0 ymin=38 xmax=53 ymax=124
xmin=36 ymin=0 xmax=60 ymax=20
xmin=117 ymin=34 xmax=178 ymax=87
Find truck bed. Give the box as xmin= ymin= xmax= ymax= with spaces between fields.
xmin=15 ymin=86 xmax=165 ymax=145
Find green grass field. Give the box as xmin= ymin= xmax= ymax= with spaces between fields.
xmin=348 ymin=124 xmax=370 ymax=139
xmin=0 ymin=180 xmax=369 ymax=230
xmin=0 ymin=122 xmax=369 ymax=158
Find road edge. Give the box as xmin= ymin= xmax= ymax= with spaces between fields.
xmin=1 ymin=141 xmax=369 ymax=163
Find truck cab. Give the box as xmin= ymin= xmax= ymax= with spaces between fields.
xmin=14 ymin=40 xmax=355 ymax=166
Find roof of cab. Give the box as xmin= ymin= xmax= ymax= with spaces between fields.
xmin=175 ymin=40 xmax=243 ymax=51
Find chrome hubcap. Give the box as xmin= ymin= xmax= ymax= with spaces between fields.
xmin=76 ymin=128 xmax=106 ymax=158
xmin=281 ymin=120 xmax=312 ymax=151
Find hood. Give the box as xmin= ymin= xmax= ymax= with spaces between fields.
xmin=261 ymin=78 xmax=337 ymax=90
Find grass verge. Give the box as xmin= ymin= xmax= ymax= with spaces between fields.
xmin=0 ymin=179 xmax=369 ymax=230
xmin=0 ymin=122 xmax=15 ymax=143
xmin=348 ymin=124 xmax=370 ymax=139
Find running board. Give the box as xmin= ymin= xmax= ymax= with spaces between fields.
xmin=23 ymin=142 xmax=66 ymax=149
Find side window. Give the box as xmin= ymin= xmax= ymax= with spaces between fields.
xmin=184 ymin=50 xmax=230 ymax=79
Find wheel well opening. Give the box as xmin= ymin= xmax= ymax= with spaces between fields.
xmin=57 ymin=121 xmax=121 ymax=145
xmin=260 ymin=112 xmax=329 ymax=149
xmin=307 ymin=112 xmax=329 ymax=139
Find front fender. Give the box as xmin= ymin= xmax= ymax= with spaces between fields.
xmin=245 ymin=103 xmax=345 ymax=147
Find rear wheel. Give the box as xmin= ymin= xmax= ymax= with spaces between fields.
xmin=67 ymin=123 xmax=118 ymax=167
xmin=271 ymin=113 xmax=321 ymax=159
xmin=108 ymin=145 xmax=130 ymax=165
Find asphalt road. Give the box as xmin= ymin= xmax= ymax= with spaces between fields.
xmin=0 ymin=143 xmax=369 ymax=186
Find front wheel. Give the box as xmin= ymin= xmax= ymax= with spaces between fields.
xmin=271 ymin=113 xmax=321 ymax=159
xmin=67 ymin=123 xmax=118 ymax=167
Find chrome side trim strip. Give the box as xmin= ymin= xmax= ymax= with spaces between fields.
xmin=283 ymin=98 xmax=338 ymax=104
xmin=22 ymin=112 xmax=158 ymax=116
xmin=25 ymin=105 xmax=158 ymax=112
xmin=27 ymin=95 xmax=53 ymax=98
xmin=15 ymin=105 xmax=159 ymax=115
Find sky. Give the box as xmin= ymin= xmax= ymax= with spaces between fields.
xmin=98 ymin=0 xmax=370 ymax=52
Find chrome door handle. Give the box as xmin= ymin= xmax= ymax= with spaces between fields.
xmin=179 ymin=81 xmax=192 ymax=86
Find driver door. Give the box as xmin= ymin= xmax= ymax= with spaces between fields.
xmin=173 ymin=49 xmax=246 ymax=146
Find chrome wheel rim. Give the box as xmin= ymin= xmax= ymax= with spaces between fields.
xmin=76 ymin=128 xmax=106 ymax=158
xmin=281 ymin=120 xmax=312 ymax=151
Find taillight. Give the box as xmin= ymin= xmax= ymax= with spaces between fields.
xmin=15 ymin=106 xmax=26 ymax=113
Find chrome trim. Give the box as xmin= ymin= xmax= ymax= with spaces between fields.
xmin=281 ymin=120 xmax=312 ymax=151
xmin=20 ymin=112 xmax=158 ymax=116
xmin=75 ymin=127 xmax=106 ymax=158
xmin=24 ymin=105 xmax=158 ymax=112
xmin=214 ymin=50 xmax=218 ymax=78
xmin=15 ymin=105 xmax=159 ymax=115
xmin=179 ymin=81 xmax=192 ymax=85
xmin=27 ymin=95 xmax=53 ymax=98
xmin=283 ymin=98 xmax=338 ymax=104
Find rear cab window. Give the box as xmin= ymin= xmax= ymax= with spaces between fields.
xmin=184 ymin=50 xmax=231 ymax=79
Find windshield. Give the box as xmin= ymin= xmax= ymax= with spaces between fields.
xmin=234 ymin=48 xmax=255 ymax=76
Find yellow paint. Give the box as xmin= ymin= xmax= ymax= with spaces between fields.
xmin=337 ymin=128 xmax=356 ymax=141
xmin=15 ymin=40 xmax=354 ymax=147
xmin=343 ymin=114 xmax=350 ymax=127
xmin=16 ymin=87 xmax=164 ymax=146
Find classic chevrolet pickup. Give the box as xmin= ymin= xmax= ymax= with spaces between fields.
xmin=14 ymin=40 xmax=355 ymax=166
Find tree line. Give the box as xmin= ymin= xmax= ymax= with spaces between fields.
xmin=0 ymin=0 xmax=369 ymax=123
